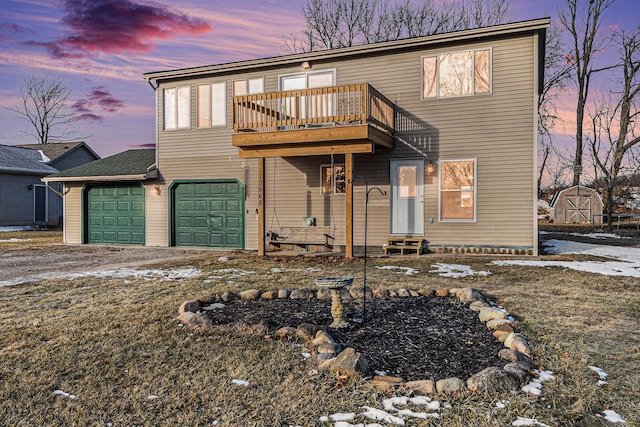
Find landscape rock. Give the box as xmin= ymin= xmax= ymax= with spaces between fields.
xmin=317 ymin=342 xmax=341 ymax=356
xmin=316 ymin=288 xmax=331 ymax=300
xmin=457 ymin=287 xmax=487 ymax=305
xmin=435 ymin=289 xmax=449 ymax=297
xmin=478 ymin=307 xmax=508 ymax=322
xmin=409 ymin=290 xmax=420 ymax=297
xmin=277 ymin=289 xmax=291 ymax=299
xmin=486 ymin=319 xmax=513 ymax=330
xmin=498 ymin=349 xmax=532 ymax=364
xmin=370 ymin=375 xmax=403 ymax=392
xmin=177 ymin=311 xmax=213 ymax=328
xmin=397 ymin=288 xmax=411 ymax=298
xmin=221 ymin=291 xmax=238 ymax=302
xmin=372 ymin=288 xmax=389 ymax=298
xmin=503 ymin=362 xmax=534 ymax=385
xmin=388 ymin=290 xmax=398 ymax=298
xmin=418 ymin=288 xmax=434 ymax=297
xmin=199 ymin=295 xmax=218 ymax=304
xmin=466 ymin=367 xmax=519 ymax=393
xmin=178 ymin=300 xmax=201 ymax=314
xmin=405 ymin=379 xmax=436 ymax=395
xmin=349 ymin=286 xmax=373 ymax=299
xmin=492 ymin=329 xmax=511 ymax=340
xmin=296 ymin=323 xmax=319 ymax=340
xmin=290 ymin=288 xmax=315 ymax=299
xmin=312 ymin=330 xmax=335 ymax=346
xmin=260 ymin=291 xmax=277 ymax=300
xmin=340 ymin=288 xmax=353 ymax=301
xmin=435 ymin=377 xmax=465 ymax=393
xmin=239 ymin=289 xmax=262 ymax=300
xmin=469 ymin=300 xmax=490 ymax=311
xmin=319 ymin=347 xmax=369 ymax=378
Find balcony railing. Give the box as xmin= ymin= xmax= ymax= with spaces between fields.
xmin=232 ymin=83 xmax=394 ymax=135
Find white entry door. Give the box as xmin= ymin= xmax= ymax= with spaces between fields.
xmin=390 ymin=160 xmax=424 ymax=235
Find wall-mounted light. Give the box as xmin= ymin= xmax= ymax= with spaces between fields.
xmin=426 ymin=160 xmax=435 ymax=176
xmin=153 ymin=185 xmax=161 ymax=195
xmin=301 ymin=61 xmax=311 ymax=70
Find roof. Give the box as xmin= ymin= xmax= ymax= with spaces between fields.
xmin=15 ymin=141 xmax=100 ymax=163
xmin=0 ymin=144 xmax=59 ymax=175
xmin=549 ymin=185 xmax=604 ymax=208
xmin=144 ymin=18 xmax=549 ymax=82
xmin=42 ymin=149 xmax=157 ymax=183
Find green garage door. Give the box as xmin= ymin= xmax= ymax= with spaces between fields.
xmin=86 ymin=185 xmax=145 ymax=244
xmin=174 ymin=181 xmax=244 ymax=248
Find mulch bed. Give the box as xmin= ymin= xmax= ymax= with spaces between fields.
xmin=205 ymin=295 xmax=505 ymax=381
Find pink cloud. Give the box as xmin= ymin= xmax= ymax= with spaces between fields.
xmin=25 ymin=0 xmax=211 ymax=58
xmin=72 ymin=86 xmax=126 ymax=121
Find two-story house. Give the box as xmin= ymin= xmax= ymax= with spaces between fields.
xmin=45 ymin=18 xmax=549 ymax=256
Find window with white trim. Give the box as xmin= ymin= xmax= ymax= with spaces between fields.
xmin=197 ymin=82 xmax=226 ymax=128
xmin=163 ymin=86 xmax=190 ymax=130
xmin=423 ymin=48 xmax=491 ymax=99
xmin=321 ymin=164 xmax=345 ymax=194
xmin=440 ymin=159 xmax=476 ymax=221
xmin=233 ymin=78 xmax=264 ymax=96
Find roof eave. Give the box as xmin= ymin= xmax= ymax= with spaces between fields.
xmin=42 ymin=169 xmax=158 ymax=183
xmin=143 ymin=18 xmax=550 ymax=82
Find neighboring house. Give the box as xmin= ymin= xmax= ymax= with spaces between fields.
xmin=0 ymin=145 xmax=58 ymax=226
xmin=45 ymin=18 xmax=549 ymax=255
xmin=18 ymin=142 xmax=100 ymax=225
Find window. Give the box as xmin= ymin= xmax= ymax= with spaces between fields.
xmin=197 ymin=82 xmax=226 ymax=128
xmin=440 ymin=159 xmax=476 ymax=221
xmin=163 ymin=86 xmax=190 ymax=130
xmin=233 ymin=78 xmax=264 ymax=96
xmin=423 ymin=48 xmax=491 ymax=99
xmin=280 ymin=70 xmax=335 ymax=120
xmin=321 ymin=164 xmax=345 ymax=194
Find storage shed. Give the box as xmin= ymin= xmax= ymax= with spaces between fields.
xmin=549 ymin=185 xmax=604 ymax=224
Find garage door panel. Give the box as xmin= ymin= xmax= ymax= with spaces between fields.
xmin=87 ymin=184 xmax=145 ymax=245
xmin=174 ymin=181 xmax=244 ymax=248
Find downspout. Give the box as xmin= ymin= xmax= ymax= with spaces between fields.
xmin=144 ymin=77 xmax=160 ymax=169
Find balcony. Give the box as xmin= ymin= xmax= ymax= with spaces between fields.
xmin=231 ymin=83 xmax=395 ymax=158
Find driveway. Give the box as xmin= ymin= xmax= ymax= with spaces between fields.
xmin=0 ymin=244 xmax=214 ymax=287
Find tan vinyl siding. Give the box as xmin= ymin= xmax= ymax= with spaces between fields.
xmin=144 ymin=180 xmax=167 ymax=246
xmin=153 ymin=30 xmax=539 ymax=251
xmin=63 ymin=183 xmax=83 ymax=244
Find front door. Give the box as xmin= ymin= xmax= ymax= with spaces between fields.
xmin=391 ymin=160 xmax=424 ymax=235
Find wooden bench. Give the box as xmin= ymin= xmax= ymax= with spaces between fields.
xmin=383 ymin=237 xmax=424 ymax=256
xmin=267 ymin=226 xmax=334 ymax=251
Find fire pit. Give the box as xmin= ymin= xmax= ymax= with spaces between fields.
xmin=315 ymin=276 xmax=354 ymax=328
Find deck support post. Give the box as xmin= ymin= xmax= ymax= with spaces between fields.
xmin=345 ymin=153 xmax=354 ymax=258
xmin=258 ymin=157 xmax=266 ymax=256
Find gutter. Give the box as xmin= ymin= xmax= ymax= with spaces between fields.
xmin=41 ymin=169 xmax=158 ymax=183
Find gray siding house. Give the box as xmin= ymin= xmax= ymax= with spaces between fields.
xmin=47 ymin=19 xmax=549 ymax=255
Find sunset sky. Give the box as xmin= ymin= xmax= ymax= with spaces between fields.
xmin=0 ymin=0 xmax=636 ymax=158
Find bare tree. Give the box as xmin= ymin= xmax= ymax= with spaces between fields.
xmin=284 ymin=0 xmax=511 ymax=53
xmin=538 ymin=25 xmax=573 ymax=193
xmin=558 ymin=0 xmax=615 ymax=186
xmin=3 ymin=75 xmax=84 ymax=144
xmin=588 ymin=29 xmax=640 ymax=231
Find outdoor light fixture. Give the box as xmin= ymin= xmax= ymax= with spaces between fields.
xmin=153 ymin=185 xmax=161 ymax=195
xmin=301 ymin=61 xmax=311 ymax=70
xmin=426 ymin=160 xmax=435 ymax=175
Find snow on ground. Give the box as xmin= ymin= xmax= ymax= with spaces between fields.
xmin=53 ymin=389 xmax=77 ymax=399
xmin=429 ymin=263 xmax=491 ymax=278
xmin=512 ymin=417 xmax=550 ymax=427
xmin=493 ymin=239 xmax=640 ymax=278
xmin=231 ymin=379 xmax=249 ymax=387
xmin=0 ymin=267 xmax=202 ymax=288
xmin=375 ymin=266 xmax=419 ymax=275
xmin=539 ymin=230 xmax=630 ymax=239
xmin=600 ymin=409 xmax=627 ymax=423
xmin=0 ymin=226 xmax=35 ymax=232
xmin=0 ymin=238 xmax=30 ymax=243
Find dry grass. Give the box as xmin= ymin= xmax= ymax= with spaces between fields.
xmin=1 ymin=235 xmax=639 ymax=426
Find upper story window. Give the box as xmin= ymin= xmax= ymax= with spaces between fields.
xmin=423 ymin=48 xmax=491 ymax=99
xmin=280 ymin=70 xmax=336 ymax=120
xmin=163 ymin=86 xmax=190 ymax=130
xmin=233 ymin=78 xmax=264 ymax=96
xmin=439 ymin=159 xmax=476 ymax=221
xmin=197 ymin=82 xmax=226 ymax=128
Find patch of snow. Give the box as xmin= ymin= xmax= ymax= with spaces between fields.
xmin=588 ymin=366 xmax=608 ymax=380
xmin=217 ymin=256 xmax=229 ymax=262
xmin=202 ymin=303 xmax=225 ymax=311
xmin=493 ymin=239 xmax=640 ymax=278
xmin=330 ymin=413 xmax=356 ymax=422
xmin=208 ymin=268 xmax=255 ymax=279
xmin=53 ymin=389 xmax=77 ymax=399
xmin=301 ymin=352 xmax=312 ymax=358
xmin=597 ymin=380 xmax=608 ymax=386
xmin=429 ymin=263 xmax=491 ymax=278
xmin=37 ymin=149 xmax=51 ymax=163
xmin=270 ymin=267 xmax=322 ymax=273
xmin=602 ymin=409 xmax=626 ymax=423
xmin=512 ymin=416 xmax=550 ymax=426
xmin=397 ymin=409 xmax=439 ymax=419
xmin=147 ymin=395 xmax=159 ymax=400
xmin=537 ymin=199 xmax=550 ymax=211
xmin=495 ymin=400 xmax=510 ymax=409
xmin=0 ymin=238 xmax=30 ymax=243
xmin=522 ymin=370 xmax=555 ymax=397
xmin=375 ymin=266 xmax=419 ymax=275
xmin=374 ymin=370 xmax=387 ymax=376
xmin=0 ymin=226 xmax=35 ymax=232
xmin=361 ymin=406 xmax=405 ymax=425
xmin=231 ymin=379 xmax=249 ymax=387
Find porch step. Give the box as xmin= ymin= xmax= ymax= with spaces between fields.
xmin=383 ymin=237 xmax=424 ymax=256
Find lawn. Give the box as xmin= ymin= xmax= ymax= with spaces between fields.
xmin=0 ymin=234 xmax=638 ymax=426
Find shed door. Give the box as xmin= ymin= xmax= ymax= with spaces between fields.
xmin=86 ymin=184 xmax=145 ymax=244
xmin=565 ymin=195 xmax=591 ymax=223
xmin=174 ymin=181 xmax=244 ymax=248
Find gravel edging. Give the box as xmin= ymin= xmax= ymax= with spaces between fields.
xmin=177 ymin=286 xmax=538 ymax=395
